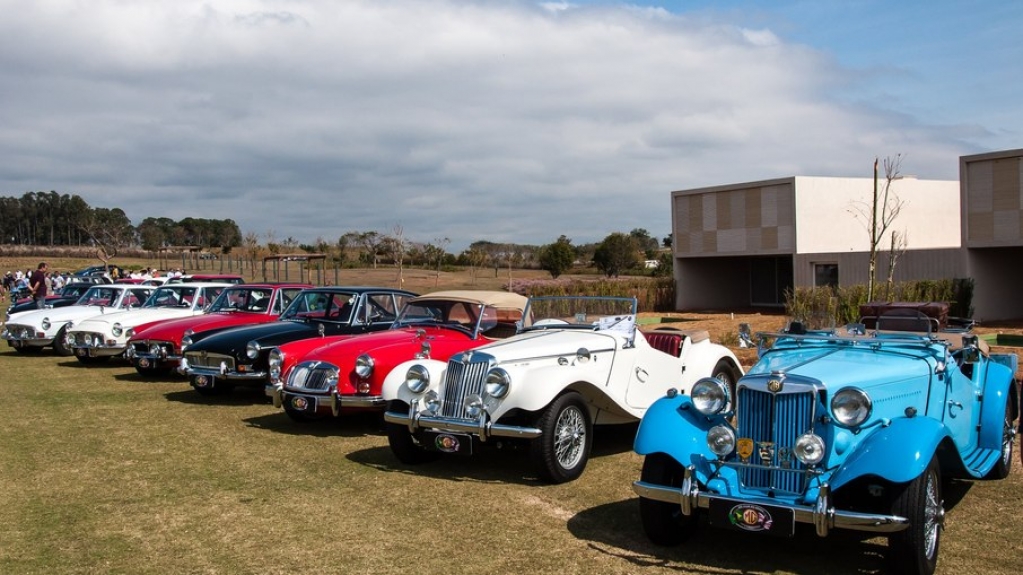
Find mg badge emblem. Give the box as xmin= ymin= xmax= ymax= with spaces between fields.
xmin=757 ymin=441 xmax=775 ymax=466
xmin=737 ymin=438 xmax=754 ymax=463
xmin=767 ymin=379 xmax=783 ymax=393
xmin=461 ymin=352 xmax=473 ymax=364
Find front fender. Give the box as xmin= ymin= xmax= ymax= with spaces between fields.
xmin=829 ymin=417 xmax=950 ymax=490
xmin=633 ymin=394 xmax=721 ymax=476
xmin=382 ymin=358 xmax=447 ymax=405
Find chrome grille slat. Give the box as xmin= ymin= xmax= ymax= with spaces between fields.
xmin=288 ymin=363 xmax=336 ymax=391
xmin=737 ymin=386 xmax=814 ymax=494
xmin=184 ymin=352 xmax=236 ymax=370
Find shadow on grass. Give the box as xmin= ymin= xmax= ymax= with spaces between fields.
xmin=567 ymin=498 xmax=888 ymax=575
xmin=241 ymin=410 xmax=387 ymax=438
xmin=344 ymin=422 xmax=641 ymax=486
xmin=163 ymin=387 xmax=272 ymax=406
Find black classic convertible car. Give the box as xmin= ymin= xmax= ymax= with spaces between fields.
xmin=179 ymin=286 xmax=417 ymax=396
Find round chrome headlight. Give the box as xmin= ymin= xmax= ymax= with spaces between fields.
xmin=463 ymin=393 xmax=484 ymax=418
xmin=354 ymin=354 xmax=374 ymax=378
xmin=831 ymin=387 xmax=872 ymax=427
xmin=111 ymin=323 xmax=123 ymax=337
xmin=691 ymin=377 xmax=730 ymax=416
xmin=793 ymin=433 xmax=826 ymax=465
xmin=484 ymin=368 xmax=511 ymax=399
xmin=181 ymin=335 xmax=193 ymax=348
xmin=268 ymin=349 xmax=284 ymax=380
xmin=424 ymin=390 xmax=440 ymax=414
xmin=405 ymin=365 xmax=430 ymax=394
xmin=246 ymin=340 xmax=260 ymax=359
xmin=707 ymin=424 xmax=736 ymax=456
xmin=41 ymin=318 xmax=51 ymax=331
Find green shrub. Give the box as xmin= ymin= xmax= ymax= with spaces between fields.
xmin=785 ymin=278 xmax=975 ymax=326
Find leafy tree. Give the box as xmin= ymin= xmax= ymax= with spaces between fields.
xmin=538 ymin=235 xmax=575 ymax=279
xmin=629 ymin=228 xmax=659 ymax=258
xmin=593 ymin=232 xmax=639 ymax=278
xmin=78 ymin=207 xmax=134 ymax=266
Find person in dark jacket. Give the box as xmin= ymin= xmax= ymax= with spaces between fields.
xmin=29 ymin=262 xmax=49 ymax=309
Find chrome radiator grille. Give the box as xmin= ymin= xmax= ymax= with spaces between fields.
xmin=440 ymin=353 xmax=494 ymax=418
xmin=735 ymin=385 xmax=815 ymax=494
xmin=287 ymin=362 xmax=337 ymax=391
xmin=185 ymin=351 xmax=236 ymax=371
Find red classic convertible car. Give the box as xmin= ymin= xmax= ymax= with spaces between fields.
xmin=267 ymin=290 xmax=527 ymax=422
xmin=125 ymin=283 xmax=311 ymax=376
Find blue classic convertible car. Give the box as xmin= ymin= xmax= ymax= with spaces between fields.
xmin=632 ymin=302 xmax=1018 ymax=575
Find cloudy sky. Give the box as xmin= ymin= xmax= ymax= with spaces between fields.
xmin=1 ymin=0 xmax=1018 ymax=251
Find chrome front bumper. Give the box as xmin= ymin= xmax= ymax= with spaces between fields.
xmin=266 ymin=384 xmax=387 ymax=413
xmin=383 ymin=400 xmax=542 ymax=441
xmin=632 ymin=466 xmax=910 ymax=537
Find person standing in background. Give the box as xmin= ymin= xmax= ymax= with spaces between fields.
xmin=29 ymin=262 xmax=48 ymax=309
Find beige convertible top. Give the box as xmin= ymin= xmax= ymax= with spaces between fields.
xmin=411 ymin=290 xmax=528 ymax=311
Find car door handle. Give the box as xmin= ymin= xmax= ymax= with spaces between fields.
xmin=948 ymin=400 xmax=963 ymax=418
xmin=635 ymin=367 xmax=648 ymax=382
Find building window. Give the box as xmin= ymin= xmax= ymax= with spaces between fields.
xmin=814 ymin=263 xmax=839 ymax=288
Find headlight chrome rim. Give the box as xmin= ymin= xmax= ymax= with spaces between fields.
xmin=707 ymin=424 xmax=736 ymax=457
xmin=831 ymin=387 xmax=872 ymax=427
xmin=405 ymin=364 xmax=430 ymax=394
xmin=245 ymin=340 xmax=261 ymax=359
xmin=354 ymin=354 xmax=374 ymax=378
xmin=484 ymin=368 xmax=511 ymax=399
xmin=111 ymin=323 xmax=123 ymax=337
xmin=691 ymin=377 xmax=730 ymax=416
xmin=41 ymin=318 xmax=51 ymax=331
xmin=268 ymin=349 xmax=285 ymax=380
xmin=793 ymin=433 xmax=826 ymax=465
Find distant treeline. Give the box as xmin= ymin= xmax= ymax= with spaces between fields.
xmin=0 ymin=191 xmax=241 ymax=252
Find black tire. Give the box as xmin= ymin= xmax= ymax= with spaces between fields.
xmin=984 ymin=397 xmax=1016 ymax=480
xmin=712 ymin=359 xmax=739 ymax=411
xmin=888 ymin=455 xmax=944 ymax=575
xmin=385 ymin=405 xmax=440 ymax=465
xmin=639 ymin=453 xmax=699 ymax=546
xmin=529 ymin=392 xmax=592 ymax=483
xmin=53 ymin=326 xmax=73 ymax=357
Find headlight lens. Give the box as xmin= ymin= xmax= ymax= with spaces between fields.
xmin=831 ymin=387 xmax=872 ymax=427
xmin=354 ymin=354 xmax=374 ymax=378
xmin=707 ymin=424 xmax=736 ymax=456
xmin=463 ymin=393 xmax=483 ymax=418
xmin=405 ymin=365 xmax=430 ymax=394
xmin=268 ymin=349 xmax=284 ymax=380
xmin=246 ymin=341 xmax=260 ymax=359
xmin=424 ymin=390 xmax=440 ymax=414
xmin=484 ymin=368 xmax=511 ymax=398
xmin=691 ymin=377 xmax=730 ymax=415
xmin=793 ymin=433 xmax=826 ymax=465
xmin=111 ymin=323 xmax=123 ymax=337
xmin=181 ymin=335 xmax=193 ymax=348
xmin=41 ymin=318 xmax=51 ymax=330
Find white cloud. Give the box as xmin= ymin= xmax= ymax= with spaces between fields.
xmin=0 ymin=0 xmax=1003 ymax=251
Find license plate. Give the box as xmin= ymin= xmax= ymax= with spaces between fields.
xmin=422 ymin=431 xmax=473 ymax=455
xmin=708 ymin=498 xmax=795 ymax=537
xmin=289 ymin=395 xmax=317 ymax=413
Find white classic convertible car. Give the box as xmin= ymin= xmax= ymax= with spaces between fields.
xmin=66 ymin=282 xmax=232 ymax=363
xmin=382 ymin=295 xmax=743 ymax=483
xmin=2 ymin=284 xmax=153 ymax=356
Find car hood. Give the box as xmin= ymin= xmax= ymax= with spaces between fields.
xmin=130 ymin=312 xmax=268 ymax=343
xmin=747 ymin=340 xmax=937 ymax=388
xmin=6 ymin=304 xmax=122 ymax=327
xmin=471 ymin=329 xmax=622 ymax=363
xmin=74 ymin=308 xmax=199 ymax=330
xmin=289 ymin=326 xmax=466 ymax=364
xmin=185 ymin=320 xmax=320 ymax=355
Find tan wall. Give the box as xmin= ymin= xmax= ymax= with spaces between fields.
xmin=671 ymin=179 xmax=795 ymax=257
xmin=961 ymin=149 xmax=1023 ymax=247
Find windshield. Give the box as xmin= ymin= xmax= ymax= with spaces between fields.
xmin=280 ymin=291 xmax=357 ymax=322
xmin=76 ymin=286 xmax=123 ymax=307
xmin=209 ymin=286 xmax=274 ymax=313
xmin=394 ymin=299 xmax=483 ymax=334
xmin=143 ymin=286 xmax=199 ymax=309
xmin=522 ymin=296 xmax=637 ymax=336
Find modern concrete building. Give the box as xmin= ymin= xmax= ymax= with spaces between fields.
xmin=671 ymin=175 xmax=962 ymax=309
xmin=961 ymin=149 xmax=1023 ymax=321
xmin=671 ymin=149 xmax=1023 ymax=321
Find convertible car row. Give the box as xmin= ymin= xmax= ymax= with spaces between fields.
xmin=2 ymin=286 xmax=1018 ymax=575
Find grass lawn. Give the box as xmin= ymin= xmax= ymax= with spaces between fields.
xmin=0 ymin=344 xmax=1021 ymax=575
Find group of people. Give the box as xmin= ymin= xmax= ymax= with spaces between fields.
xmin=1 ymin=262 xmax=53 ymax=308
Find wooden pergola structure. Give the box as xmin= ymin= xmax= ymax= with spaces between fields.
xmin=262 ymin=254 xmax=327 ymax=284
